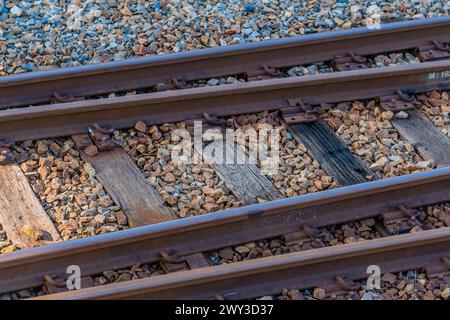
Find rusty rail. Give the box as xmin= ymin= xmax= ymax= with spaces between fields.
xmin=1 ymin=60 xmax=450 ymax=143
xmin=0 ymin=167 xmax=449 ymax=294
xmin=33 ymin=227 xmax=450 ymax=300
xmin=0 ymin=17 xmax=449 ymax=109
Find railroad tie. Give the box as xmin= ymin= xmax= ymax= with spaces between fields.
xmin=199 ymin=138 xmax=283 ymax=205
xmin=391 ymin=109 xmax=450 ymax=167
xmin=286 ymin=118 xmax=374 ymax=186
xmin=80 ymin=148 xmax=176 ymax=227
xmin=0 ymin=163 xmax=61 ymax=249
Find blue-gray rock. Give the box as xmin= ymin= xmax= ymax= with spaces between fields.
xmin=244 ymin=3 xmax=256 ymax=12
xmin=20 ymin=63 xmax=33 ymax=72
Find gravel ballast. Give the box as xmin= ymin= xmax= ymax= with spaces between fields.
xmin=0 ymin=1 xmax=448 ymax=75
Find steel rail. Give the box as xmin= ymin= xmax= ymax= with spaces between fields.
xmin=33 ymin=227 xmax=450 ymax=300
xmin=0 ymin=17 xmax=449 ymax=109
xmin=0 ymin=167 xmax=449 ymax=294
xmin=1 ymin=60 xmax=450 ymax=143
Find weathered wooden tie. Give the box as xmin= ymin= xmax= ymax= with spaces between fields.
xmin=0 ymin=164 xmax=61 ymax=249
xmin=201 ymin=138 xmax=283 ymax=205
xmin=286 ymin=119 xmax=374 ymax=186
xmin=81 ymin=148 xmax=176 ymax=227
xmin=391 ymin=109 xmax=450 ymax=167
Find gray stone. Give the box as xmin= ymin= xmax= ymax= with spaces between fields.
xmin=207 ymin=78 xmax=220 ymax=86
xmin=362 ymin=291 xmax=384 ymax=300
xmin=395 ymin=111 xmax=409 ymax=119
xmin=81 ymin=208 xmax=97 ymax=217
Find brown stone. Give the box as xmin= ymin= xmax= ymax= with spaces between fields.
xmin=200 ymin=35 xmax=209 ymax=46
xmin=135 ymin=121 xmax=147 ymax=133
xmin=288 ymin=289 xmax=303 ymax=300
xmin=203 ymin=202 xmax=218 ymax=212
xmin=37 ymin=141 xmax=48 ymax=155
xmin=313 ymin=180 xmax=323 ymax=190
xmin=218 ymin=248 xmax=234 ymax=260
xmin=164 ymin=34 xmax=178 ymax=43
xmin=21 ymin=225 xmax=44 ymax=241
xmin=381 ymin=111 xmax=393 ymax=121
xmin=68 ymin=159 xmax=80 ymax=170
xmin=99 ymin=196 xmax=113 ymax=207
xmin=84 ymin=145 xmax=98 ymax=157
xmin=19 ymin=162 xmax=33 ymax=173
xmin=164 ymin=172 xmax=176 ymax=183
xmin=114 ymin=211 xmax=128 ymax=226
xmin=37 ymin=166 xmax=48 ymax=180
xmin=94 ymin=214 xmax=106 ymax=224
xmin=441 ymin=287 xmax=450 ymax=300
xmin=116 ymin=273 xmax=132 ymax=282
xmin=313 ymin=287 xmax=326 ymax=299
xmin=381 ymin=273 xmax=397 ymax=285
xmin=1 ymin=245 xmax=16 ymax=254
xmin=120 ymin=5 xmax=132 ymax=16
xmin=235 ymin=245 xmax=250 ymax=255
xmin=441 ymin=105 xmax=450 ymax=113
xmin=360 ymin=218 xmax=376 ymax=227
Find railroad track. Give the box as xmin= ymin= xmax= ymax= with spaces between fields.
xmin=33 ymin=227 xmax=450 ymax=300
xmin=0 ymin=167 xmax=448 ymax=299
xmin=0 ymin=17 xmax=450 ymax=300
xmin=0 ymin=17 xmax=450 ymax=110
xmin=1 ymin=17 xmax=450 ymax=142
